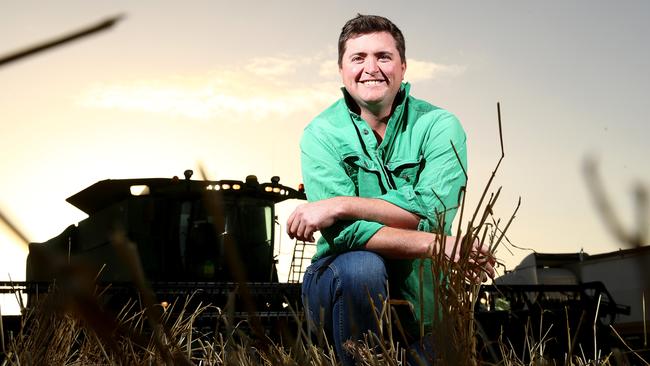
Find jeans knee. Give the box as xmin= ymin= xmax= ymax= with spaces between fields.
xmin=335 ymin=251 xmax=387 ymax=294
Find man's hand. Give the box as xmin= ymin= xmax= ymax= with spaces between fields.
xmin=286 ymin=196 xmax=420 ymax=242
xmin=286 ymin=198 xmax=341 ymax=242
xmin=436 ymin=236 xmax=496 ymax=282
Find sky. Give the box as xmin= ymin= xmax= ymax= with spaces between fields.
xmin=1 ymin=1 xmax=649 ymax=311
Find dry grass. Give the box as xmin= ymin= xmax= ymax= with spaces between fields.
xmin=3 ymin=290 xmax=341 ymax=365
xmin=2 ymin=282 xmax=630 ymax=365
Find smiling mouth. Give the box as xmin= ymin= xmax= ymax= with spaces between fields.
xmin=359 ymin=80 xmax=385 ymax=86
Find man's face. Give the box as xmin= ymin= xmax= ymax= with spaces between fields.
xmin=339 ymin=31 xmax=406 ymax=113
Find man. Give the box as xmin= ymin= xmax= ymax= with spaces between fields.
xmin=287 ymin=14 xmax=494 ymax=364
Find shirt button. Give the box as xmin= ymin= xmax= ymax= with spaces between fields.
xmin=363 ymin=129 xmax=369 ymax=135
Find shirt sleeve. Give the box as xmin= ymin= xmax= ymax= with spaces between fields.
xmin=300 ymin=125 xmax=384 ymax=252
xmin=376 ymin=113 xmax=467 ymax=234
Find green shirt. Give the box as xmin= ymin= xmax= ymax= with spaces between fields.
xmin=300 ymin=82 xmax=467 ymax=331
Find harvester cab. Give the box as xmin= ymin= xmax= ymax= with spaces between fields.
xmin=26 ymin=171 xmax=306 ymax=287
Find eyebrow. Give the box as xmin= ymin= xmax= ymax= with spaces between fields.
xmin=348 ymin=50 xmax=395 ymax=58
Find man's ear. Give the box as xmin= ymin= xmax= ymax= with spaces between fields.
xmin=397 ymin=61 xmax=406 ymax=83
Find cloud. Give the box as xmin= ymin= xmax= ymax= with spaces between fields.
xmin=78 ymin=56 xmax=341 ymax=121
xmin=244 ymin=56 xmax=310 ymax=77
xmin=404 ymin=60 xmax=466 ymax=82
xmin=78 ymin=53 xmax=464 ymax=121
xmin=79 ymin=73 xmax=339 ymax=121
xmin=319 ymin=59 xmax=339 ymax=78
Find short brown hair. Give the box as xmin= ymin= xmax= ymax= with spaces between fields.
xmin=338 ymin=14 xmax=406 ymax=67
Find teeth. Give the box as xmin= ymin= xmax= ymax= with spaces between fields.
xmin=361 ymin=80 xmax=383 ymax=85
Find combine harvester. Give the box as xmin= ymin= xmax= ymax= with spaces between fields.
xmin=1 ymin=170 xmax=308 ymax=340
xmin=477 ymin=248 xmax=650 ymax=361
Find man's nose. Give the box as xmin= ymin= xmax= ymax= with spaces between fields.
xmin=364 ymin=57 xmax=380 ymax=74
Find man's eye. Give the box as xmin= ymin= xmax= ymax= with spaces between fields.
xmin=351 ymin=57 xmax=363 ymax=62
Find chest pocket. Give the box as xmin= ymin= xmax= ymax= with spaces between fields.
xmin=341 ymin=152 xmax=384 ymax=197
xmin=385 ymin=155 xmax=424 ymax=188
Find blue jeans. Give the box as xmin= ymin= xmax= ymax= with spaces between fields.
xmin=302 ymin=250 xmax=388 ymax=365
xmin=302 ymin=251 xmax=435 ymax=365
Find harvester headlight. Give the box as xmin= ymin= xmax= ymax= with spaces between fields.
xmin=273 ymin=187 xmax=280 ymax=193
xmin=214 ymin=184 xmax=221 ymax=191
xmin=233 ymin=184 xmax=241 ymax=190
xmin=130 ymin=185 xmax=150 ymax=196
xmin=206 ymin=185 xmax=213 ymax=190
xmin=280 ymin=189 xmax=285 ymax=195
xmin=264 ymin=187 xmax=273 ymax=192
xmin=222 ymin=183 xmax=231 ymax=190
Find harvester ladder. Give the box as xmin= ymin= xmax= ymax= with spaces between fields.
xmin=288 ymin=240 xmax=315 ymax=283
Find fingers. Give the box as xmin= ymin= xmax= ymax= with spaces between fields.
xmin=472 ymin=238 xmax=491 ymax=256
xmin=461 ymin=238 xmax=496 ymax=282
xmin=481 ymin=260 xmax=495 ymax=281
xmin=286 ymin=208 xmax=300 ymax=239
xmin=465 ymin=265 xmax=494 ymax=284
xmin=296 ymin=220 xmax=316 ymax=242
xmin=468 ymin=238 xmax=496 ymax=277
xmin=286 ymin=210 xmax=297 ymax=238
xmin=441 ymin=238 xmax=496 ymax=283
xmin=409 ymin=234 xmax=499 ymax=283
xmin=286 ymin=204 xmax=317 ymax=242
xmin=287 ymin=205 xmax=308 ymax=240
xmin=475 ymin=255 xmax=496 ymax=280
xmin=465 ymin=269 xmax=489 ymax=284
xmin=463 ymin=257 xmax=495 ymax=283
xmin=290 ymin=220 xmax=315 ymax=242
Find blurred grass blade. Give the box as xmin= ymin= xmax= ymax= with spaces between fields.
xmin=0 ymin=14 xmax=124 ymax=67
xmin=0 ymin=207 xmax=30 ymax=245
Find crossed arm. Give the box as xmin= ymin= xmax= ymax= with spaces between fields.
xmin=286 ymin=196 xmax=495 ymax=278
xmin=287 ymin=196 xmax=419 ymax=242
